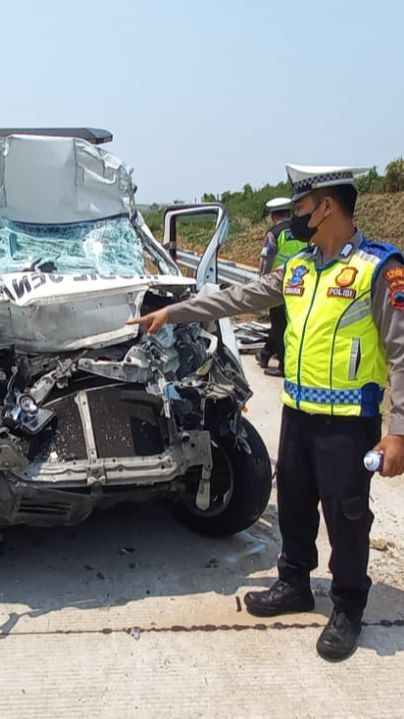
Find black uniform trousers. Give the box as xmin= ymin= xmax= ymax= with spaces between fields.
xmin=276 ymin=405 xmax=382 ymax=617
xmin=262 ymin=305 xmax=287 ymax=371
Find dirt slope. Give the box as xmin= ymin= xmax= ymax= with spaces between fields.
xmin=179 ymin=192 xmax=404 ymax=268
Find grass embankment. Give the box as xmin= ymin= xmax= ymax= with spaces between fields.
xmin=144 ymin=192 xmax=404 ymax=268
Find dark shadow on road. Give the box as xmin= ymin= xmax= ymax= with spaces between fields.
xmin=359 ymin=624 xmax=404 ymax=657
xmin=0 ymin=499 xmax=403 ymax=657
xmin=0 ymin=501 xmax=280 ymax=620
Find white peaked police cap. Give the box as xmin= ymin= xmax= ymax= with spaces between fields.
xmin=265 ymin=196 xmax=292 ymax=212
xmin=286 ymin=164 xmax=370 ymax=201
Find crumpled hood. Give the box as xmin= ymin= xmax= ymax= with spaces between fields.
xmin=0 ymin=272 xmax=196 ymax=352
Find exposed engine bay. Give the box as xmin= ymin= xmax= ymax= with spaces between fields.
xmin=0 ymin=285 xmax=251 ymax=527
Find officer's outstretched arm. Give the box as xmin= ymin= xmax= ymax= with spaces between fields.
xmin=127 ymin=307 xmax=169 ymax=335
xmin=126 ymin=269 xmax=285 ymax=334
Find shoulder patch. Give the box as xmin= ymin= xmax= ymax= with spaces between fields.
xmin=385 ymin=267 xmax=404 ymax=310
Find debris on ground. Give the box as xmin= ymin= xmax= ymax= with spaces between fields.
xmin=129 ymin=628 xmax=141 ymax=641
xmin=205 ymin=558 xmax=219 ymax=568
xmin=370 ymin=538 xmax=396 ymax=552
xmin=118 ymin=547 xmax=135 ymax=555
xmin=233 ymin=321 xmax=270 ymax=352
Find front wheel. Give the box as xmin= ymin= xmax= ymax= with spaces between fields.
xmin=174 ymin=418 xmax=272 ymax=536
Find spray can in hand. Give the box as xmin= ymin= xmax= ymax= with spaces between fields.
xmin=363 ymin=450 xmax=384 ymax=472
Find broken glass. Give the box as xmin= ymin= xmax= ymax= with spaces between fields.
xmin=0 ymin=215 xmax=145 ymax=276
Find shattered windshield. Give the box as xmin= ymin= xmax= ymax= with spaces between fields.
xmin=0 ymin=215 xmax=153 ymax=276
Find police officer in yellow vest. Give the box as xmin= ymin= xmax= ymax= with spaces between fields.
xmin=128 ymin=164 xmax=404 ymax=661
xmin=258 ymin=197 xmax=307 ymax=376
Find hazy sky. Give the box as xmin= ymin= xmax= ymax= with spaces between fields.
xmin=2 ymin=0 xmax=403 ymax=202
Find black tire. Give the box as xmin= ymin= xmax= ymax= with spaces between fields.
xmin=174 ymin=418 xmax=272 ymax=536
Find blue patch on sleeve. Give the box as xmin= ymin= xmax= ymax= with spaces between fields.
xmin=359 ymin=237 xmax=404 ymax=291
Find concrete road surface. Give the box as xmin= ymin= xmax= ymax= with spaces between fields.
xmin=0 ymin=356 xmax=403 ymax=718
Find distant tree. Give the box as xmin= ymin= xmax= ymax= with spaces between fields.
xmin=202 ymin=192 xmax=217 ymax=202
xmin=355 ymin=167 xmax=385 ymax=194
xmin=220 ymin=191 xmax=232 ymax=204
xmin=385 ymin=158 xmax=404 ymax=192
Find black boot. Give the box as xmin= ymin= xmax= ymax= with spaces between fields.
xmin=316 ymin=608 xmax=362 ymax=661
xmin=264 ymin=366 xmax=285 ymax=378
xmin=244 ymin=579 xmax=315 ymax=617
xmin=255 ymin=350 xmax=271 ymax=368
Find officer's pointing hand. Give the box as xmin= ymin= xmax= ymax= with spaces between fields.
xmin=374 ymin=435 xmax=404 ymax=478
xmin=126 ymin=307 xmax=170 ymax=335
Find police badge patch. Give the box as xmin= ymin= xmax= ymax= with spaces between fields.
xmin=335 ymin=267 xmax=358 ymax=287
xmin=327 ymin=266 xmax=358 ymax=299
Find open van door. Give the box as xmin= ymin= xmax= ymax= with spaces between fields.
xmin=162 ymin=203 xmax=229 ymax=289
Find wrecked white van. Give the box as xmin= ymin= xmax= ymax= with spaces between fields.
xmin=0 ymin=129 xmax=271 ymax=535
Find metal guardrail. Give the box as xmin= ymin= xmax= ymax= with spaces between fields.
xmin=177 ymin=249 xmax=258 ymax=285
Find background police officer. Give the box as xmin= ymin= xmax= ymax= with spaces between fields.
xmin=128 ymin=164 xmax=404 ymax=661
xmin=257 ymin=197 xmax=306 ymax=377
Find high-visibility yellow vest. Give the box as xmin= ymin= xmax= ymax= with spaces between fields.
xmin=281 ymin=239 xmax=402 ymax=416
xmin=272 ymin=227 xmax=307 ymax=269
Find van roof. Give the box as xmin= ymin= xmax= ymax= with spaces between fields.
xmin=0 ymin=128 xmax=113 ymax=144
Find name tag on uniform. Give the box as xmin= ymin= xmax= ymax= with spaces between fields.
xmin=285 ymin=286 xmax=305 ymax=296
xmin=327 ymin=287 xmax=356 ymax=299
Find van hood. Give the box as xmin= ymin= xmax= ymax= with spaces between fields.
xmin=0 ymin=272 xmax=196 ymax=352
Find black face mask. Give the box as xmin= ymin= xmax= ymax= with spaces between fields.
xmin=290 ymin=211 xmax=318 ymax=242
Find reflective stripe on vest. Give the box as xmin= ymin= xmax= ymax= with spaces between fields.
xmin=281 ymin=240 xmax=400 ymax=417
xmin=284 ymin=380 xmax=384 ymax=408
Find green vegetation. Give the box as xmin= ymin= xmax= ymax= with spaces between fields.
xmin=143 ymin=159 xmax=404 ymax=266
xmin=202 ymin=181 xmax=291 ymax=223
xmin=356 ymin=159 xmax=404 ymax=193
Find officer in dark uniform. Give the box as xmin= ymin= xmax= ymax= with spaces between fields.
xmin=128 ymin=164 xmax=404 ymax=661
xmin=257 ymin=197 xmax=307 ymax=377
